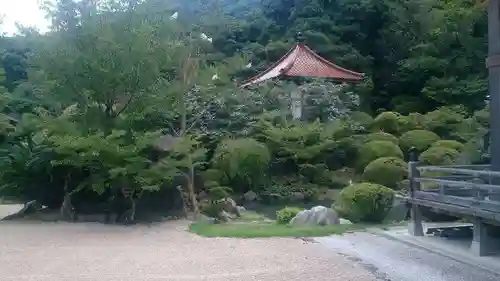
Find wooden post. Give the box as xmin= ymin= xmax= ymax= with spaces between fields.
xmin=488 ymin=0 xmax=500 ymax=175
xmin=471 ymin=218 xmax=493 ymax=256
xmin=408 ymin=159 xmax=424 ymax=236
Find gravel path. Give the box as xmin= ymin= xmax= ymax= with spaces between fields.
xmin=317 ymin=232 xmax=500 ymax=281
xmin=0 ymin=217 xmax=377 ymax=281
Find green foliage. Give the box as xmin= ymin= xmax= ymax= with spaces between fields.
xmin=397 ymin=113 xmax=425 ymax=133
xmin=357 ymin=141 xmax=404 ymax=171
xmin=362 ymin=157 xmax=407 ymax=189
xmin=431 ymin=140 xmax=465 ymax=152
xmin=371 ymin=112 xmax=401 ymax=134
xmin=202 ymin=169 xmax=227 ymax=185
xmin=350 ymin=111 xmax=373 ymax=129
xmin=399 ymin=130 xmax=440 ymax=153
xmin=276 ymin=206 xmax=303 ymax=224
xmin=424 ymin=106 xmax=468 ymax=140
xmin=213 ymin=138 xmax=270 ymax=192
xmin=336 ymin=183 xmax=394 ymax=223
xmin=365 ymin=132 xmax=399 ymax=145
xmin=419 ymin=146 xmax=460 ymax=165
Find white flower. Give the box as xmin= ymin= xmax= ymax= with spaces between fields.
xmin=212 ymin=73 xmax=219 ymax=80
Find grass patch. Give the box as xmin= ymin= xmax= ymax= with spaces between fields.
xmin=189 ymin=221 xmax=366 ymax=238
xmin=239 ymin=210 xmax=270 ymax=222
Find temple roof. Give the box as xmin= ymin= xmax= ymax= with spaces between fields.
xmin=240 ymin=44 xmax=364 ymax=88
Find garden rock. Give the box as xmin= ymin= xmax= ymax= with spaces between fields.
xmin=197 ymin=214 xmax=216 ymax=224
xmin=236 ymin=206 xmax=246 ymax=214
xmin=2 ymin=200 xmax=39 ymax=221
xmin=340 ymin=218 xmax=352 ymax=224
xmin=219 ymin=198 xmax=241 ymax=217
xmin=219 ymin=210 xmax=233 ymax=222
xmin=197 ymin=191 xmax=208 ymax=200
xmin=292 ymin=192 xmax=305 ymax=201
xmin=290 ymin=206 xmax=340 ymax=226
xmin=244 ymin=191 xmax=258 ymax=202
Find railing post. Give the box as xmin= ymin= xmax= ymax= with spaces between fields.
xmin=408 ymin=147 xmax=424 ymax=236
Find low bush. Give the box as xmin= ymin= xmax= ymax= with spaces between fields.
xmin=336 ymin=183 xmax=394 ymax=223
xmin=371 ymin=111 xmax=401 ymax=134
xmin=365 ymin=132 xmax=399 ymax=145
xmin=362 ymin=157 xmax=407 ymax=189
xmin=276 ymin=206 xmax=304 ymax=224
xmin=431 ymin=140 xmax=464 ymax=152
xmin=399 ymin=130 xmax=440 ymax=153
xmin=357 ymin=141 xmax=404 ymax=171
xmin=419 ymin=146 xmax=460 ymax=165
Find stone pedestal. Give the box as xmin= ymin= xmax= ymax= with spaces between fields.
xmin=408 ymin=204 xmax=424 ymax=236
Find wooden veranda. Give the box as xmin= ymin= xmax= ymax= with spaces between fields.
xmin=407 ymin=0 xmax=500 ymax=256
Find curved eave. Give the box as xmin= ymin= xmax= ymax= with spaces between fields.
xmin=240 ymin=44 xmax=365 ymax=88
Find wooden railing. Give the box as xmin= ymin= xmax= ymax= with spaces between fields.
xmin=408 ymin=163 xmax=500 ymax=222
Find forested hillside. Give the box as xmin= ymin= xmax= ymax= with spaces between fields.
xmin=0 ymin=0 xmax=491 ymax=223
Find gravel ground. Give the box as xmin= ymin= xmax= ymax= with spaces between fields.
xmin=0 ymin=205 xmax=377 ymax=281
xmin=317 ymin=232 xmax=500 ymax=281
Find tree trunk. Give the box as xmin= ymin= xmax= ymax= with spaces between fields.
xmin=187 ymin=158 xmax=199 ymax=217
xmin=130 ymin=197 xmax=136 ymax=222
xmin=59 ymin=175 xmax=74 ymax=221
xmin=60 ymin=193 xmax=74 ymax=221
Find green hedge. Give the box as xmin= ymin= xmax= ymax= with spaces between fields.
xmin=399 ymin=130 xmax=440 ymax=153
xmin=357 ymin=141 xmax=404 ymax=171
xmin=336 ymin=183 xmax=394 ymax=223
xmin=431 ymin=140 xmax=464 ymax=152
xmin=419 ymin=146 xmax=460 ymax=165
xmin=371 ymin=111 xmax=401 ymax=134
xmin=365 ymin=132 xmax=399 ymax=145
xmin=362 ymin=157 xmax=407 ymax=189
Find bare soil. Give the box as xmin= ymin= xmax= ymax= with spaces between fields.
xmin=0 ymin=205 xmax=377 ymax=281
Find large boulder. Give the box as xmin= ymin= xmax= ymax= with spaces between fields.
xmin=290 ymin=206 xmax=340 ymax=226
xmin=243 ymin=191 xmax=258 ymax=202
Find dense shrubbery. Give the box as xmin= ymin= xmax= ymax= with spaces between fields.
xmin=0 ymin=0 xmax=492 ymax=225
xmin=365 ymin=132 xmax=399 ymax=145
xmin=399 ymin=130 xmax=440 ymax=154
xmin=362 ymin=157 xmax=407 ymax=189
xmin=213 ymin=138 xmax=270 ymax=192
xmin=371 ymin=112 xmax=400 ymax=134
xmin=336 ymin=183 xmax=395 ymax=223
xmin=431 ymin=140 xmax=464 ymax=152
xmin=357 ymin=141 xmax=404 ymax=170
xmin=419 ymin=146 xmax=460 ymax=165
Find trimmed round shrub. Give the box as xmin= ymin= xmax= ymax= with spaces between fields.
xmin=399 ymin=130 xmax=440 ymax=153
xmin=362 ymin=157 xmax=407 ymax=189
xmin=397 ymin=113 xmax=425 ymax=133
xmin=336 ymin=183 xmax=394 ymax=223
xmin=365 ymin=132 xmax=399 ymax=145
xmin=213 ymin=138 xmax=270 ymax=192
xmin=357 ymin=141 xmax=404 ymax=171
xmin=276 ymin=206 xmax=304 ymax=224
xmin=419 ymin=146 xmax=460 ymax=165
xmin=431 ymin=140 xmax=464 ymax=152
xmin=371 ymin=111 xmax=401 ymax=134
xmin=350 ymin=111 xmax=374 ymax=129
